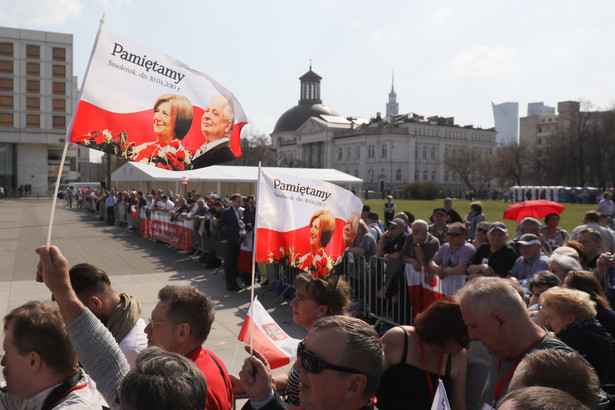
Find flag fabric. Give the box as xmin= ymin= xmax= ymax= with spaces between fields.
xmin=430 ymin=379 xmax=451 ymax=410
xmin=406 ymin=265 xmax=467 ymax=314
xmin=68 ymin=28 xmax=248 ymax=170
xmin=254 ymin=169 xmax=363 ymax=280
xmin=237 ymin=231 xmax=253 ymax=274
xmin=237 ymin=297 xmax=300 ymax=369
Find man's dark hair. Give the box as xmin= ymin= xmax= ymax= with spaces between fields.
xmin=69 ymin=263 xmax=112 ymax=296
xmin=498 ymin=386 xmax=589 ymax=410
xmin=158 ymin=285 xmax=215 ymax=344
xmin=4 ymin=301 xmax=78 ymax=378
xmin=229 ymin=193 xmax=241 ymax=201
xmin=584 ymin=211 xmax=600 ymax=223
xmin=527 ymin=271 xmax=561 ymax=294
xmin=118 ymin=347 xmax=207 ymax=410
xmin=312 ymin=316 xmax=384 ymax=399
xmin=514 ymin=349 xmax=599 ymax=409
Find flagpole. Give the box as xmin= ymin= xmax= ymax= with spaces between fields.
xmin=46 ymin=14 xmax=106 ymax=248
xmin=249 ymin=161 xmax=263 ymax=356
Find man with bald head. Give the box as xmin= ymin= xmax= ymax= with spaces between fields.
xmin=192 ymin=94 xmax=237 ymax=168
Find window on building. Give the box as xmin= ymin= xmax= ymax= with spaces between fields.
xmin=354 ymin=169 xmax=359 ymax=177
xmin=423 ymin=170 xmax=428 ymax=181
xmin=26 ymin=80 xmax=40 ymax=93
xmin=538 ymin=138 xmax=542 ymax=145
xmin=444 ymin=171 xmax=449 ymax=182
xmin=368 ymin=169 xmax=374 ymax=181
xmin=396 ymin=169 xmax=402 ymax=181
xmin=381 ymin=144 xmax=387 ymax=158
xmin=0 ymin=42 xmax=13 ymax=57
xmin=0 ymin=78 xmax=12 ymax=91
xmin=52 ymin=47 xmax=66 ymax=62
xmin=422 ymin=146 xmax=427 ymax=159
xmin=52 ymin=99 xmax=65 ymax=112
xmin=27 ymin=97 xmax=39 ymax=110
xmin=26 ymin=62 xmax=40 ymax=76
xmin=431 ymin=147 xmax=435 ymax=160
xmin=52 ymin=82 xmax=65 ymax=96
xmin=346 ymin=146 xmax=351 ymax=161
xmin=414 ymin=169 xmax=419 ymax=181
xmin=52 ymin=65 xmax=65 ymax=78
xmin=26 ymin=45 xmax=40 ymax=58
xmin=52 ymin=115 xmax=66 ymax=129
xmin=452 ymin=173 xmax=457 ymax=182
xmin=338 ymin=147 xmax=343 ymax=161
xmin=26 ymin=115 xmax=40 ymax=128
xmin=431 ymin=171 xmax=436 ymax=181
xmin=368 ymin=145 xmax=375 ymax=159
xmin=355 ymin=147 xmax=360 ymax=160
xmin=415 ymin=146 xmax=418 ymax=159
xmin=0 ymin=113 xmax=13 ymax=126
xmin=0 ymin=95 xmax=12 ymax=109
xmin=0 ymin=60 xmax=13 ymax=74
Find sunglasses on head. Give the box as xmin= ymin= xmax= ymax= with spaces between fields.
xmin=297 ymin=341 xmax=366 ymax=376
xmin=447 ymin=232 xmax=464 ymax=237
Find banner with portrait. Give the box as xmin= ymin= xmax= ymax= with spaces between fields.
xmin=254 ymin=169 xmax=363 ymax=281
xmin=68 ymin=28 xmax=248 ymax=170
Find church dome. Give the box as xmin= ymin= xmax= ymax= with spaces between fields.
xmin=272 ymin=66 xmax=339 ymax=134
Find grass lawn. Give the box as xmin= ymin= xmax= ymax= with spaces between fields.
xmin=364 ymin=199 xmax=595 ymax=234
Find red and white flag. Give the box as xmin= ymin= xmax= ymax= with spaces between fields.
xmin=238 ymin=297 xmax=300 ymax=370
xmin=68 ymin=28 xmax=248 ymax=170
xmin=254 ymin=169 xmax=362 ymax=279
xmin=406 ymin=265 xmax=466 ymax=314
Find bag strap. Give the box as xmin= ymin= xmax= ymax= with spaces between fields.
xmin=41 ymin=368 xmax=82 ymax=410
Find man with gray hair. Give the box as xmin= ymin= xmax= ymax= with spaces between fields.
xmin=400 ymin=219 xmax=440 ymax=270
xmin=548 ymin=253 xmax=583 ymax=283
xmin=192 ymin=94 xmax=237 ymax=168
xmin=571 ymin=210 xmax=615 ymax=253
xmin=509 ymin=217 xmax=552 ymax=257
xmin=239 ymin=315 xmax=384 ymax=410
xmin=457 ymin=277 xmax=572 ymax=408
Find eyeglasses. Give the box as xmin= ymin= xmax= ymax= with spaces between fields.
xmin=447 ymin=232 xmax=465 ymax=237
xmin=297 ymin=341 xmax=366 ymax=376
xmin=147 ymin=318 xmax=177 ymax=328
xmin=477 ymin=228 xmax=488 ymax=234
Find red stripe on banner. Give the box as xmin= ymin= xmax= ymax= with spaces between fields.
xmin=69 ymin=101 xmax=246 ymax=156
xmin=237 ymin=315 xmax=291 ymax=369
xmin=254 ymin=218 xmax=348 ymax=264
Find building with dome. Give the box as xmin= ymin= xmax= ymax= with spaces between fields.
xmin=271 ymin=67 xmax=497 ymax=196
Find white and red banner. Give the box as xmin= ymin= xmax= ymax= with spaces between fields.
xmin=254 ymin=169 xmax=362 ymax=279
xmin=238 ymin=297 xmax=300 ymax=370
xmin=138 ymin=209 xmax=193 ymax=252
xmin=68 ymin=28 xmax=248 ymax=170
xmin=406 ymin=265 xmax=466 ymax=314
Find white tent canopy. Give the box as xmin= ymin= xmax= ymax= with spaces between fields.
xmin=111 ymin=162 xmax=363 ymax=195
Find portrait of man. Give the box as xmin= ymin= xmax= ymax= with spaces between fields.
xmin=191 ymin=94 xmax=237 ymax=168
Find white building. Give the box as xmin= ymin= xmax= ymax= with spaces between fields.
xmin=491 ymin=101 xmax=519 ymax=146
xmin=0 ymin=26 xmax=83 ymax=195
xmin=272 ymin=68 xmax=497 ymax=195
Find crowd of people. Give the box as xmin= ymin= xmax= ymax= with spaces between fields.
xmin=5 ymin=193 xmax=615 ymax=409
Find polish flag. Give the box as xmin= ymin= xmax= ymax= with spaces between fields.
xmin=238 ymin=297 xmax=300 ymax=369
xmin=406 ymin=265 xmax=466 ymax=314
xmin=254 ymin=169 xmax=363 ymax=279
xmin=67 ymin=28 xmax=248 ymax=170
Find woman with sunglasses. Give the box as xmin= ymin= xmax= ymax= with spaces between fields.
xmin=376 ymin=297 xmax=468 ymax=410
xmin=472 ymin=221 xmax=490 ymax=249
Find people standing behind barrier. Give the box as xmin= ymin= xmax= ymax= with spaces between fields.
xmin=465 ymin=201 xmax=487 ymax=240
xmin=366 ymin=212 xmax=383 ymax=242
xmin=376 ymin=218 xmax=408 ymax=260
xmin=507 ymin=234 xmax=550 ymax=282
xmin=400 ymin=219 xmax=440 ymax=271
xmin=509 ymin=217 xmax=552 ymax=257
xmin=571 ymin=211 xmax=615 ymax=253
xmin=217 ymin=193 xmax=245 ymax=291
xmin=383 ymin=195 xmax=396 ymax=225
xmin=185 ymin=199 xmax=209 ymax=255
xmin=468 ymin=222 xmax=517 ymax=278
xmin=347 ymin=219 xmax=377 ymax=261
xmin=394 ymin=211 xmax=413 ymax=234
xmin=428 ymin=207 xmax=449 ymax=245
xmin=105 ymin=190 xmax=117 ymax=226
xmin=471 ymin=221 xmax=490 ymax=249
xmin=539 ymin=287 xmax=615 ymax=390
xmin=428 ymin=222 xmax=474 ymax=281
xmin=376 ymin=297 xmax=468 ymax=410
xmin=541 ymin=213 xmax=569 ymax=249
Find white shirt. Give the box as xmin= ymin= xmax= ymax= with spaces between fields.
xmin=118 ymin=318 xmax=148 ymax=367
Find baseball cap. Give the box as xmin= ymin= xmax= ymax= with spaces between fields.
xmin=432 ymin=207 xmax=448 ymax=216
xmin=488 ymin=222 xmax=508 ymax=234
xmin=517 ymin=233 xmax=541 ymax=245
xmin=388 ymin=218 xmax=406 ymax=228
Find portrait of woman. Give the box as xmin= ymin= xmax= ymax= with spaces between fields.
xmin=129 ymin=93 xmax=194 ymax=170
xmin=296 ymin=210 xmax=336 ymax=277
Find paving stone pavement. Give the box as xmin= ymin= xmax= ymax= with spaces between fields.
xmin=0 ymin=198 xmax=302 ymax=397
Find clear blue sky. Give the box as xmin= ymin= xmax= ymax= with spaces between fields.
xmin=2 ymin=0 xmax=614 ymax=139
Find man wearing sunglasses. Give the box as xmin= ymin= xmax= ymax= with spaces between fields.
xmin=428 ymin=222 xmax=474 ymax=281
xmin=239 ymin=315 xmax=384 ymax=410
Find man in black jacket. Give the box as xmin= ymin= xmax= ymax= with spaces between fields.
xmin=217 ymin=194 xmax=245 ymax=291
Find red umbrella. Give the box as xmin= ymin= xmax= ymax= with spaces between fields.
xmin=503 ymin=200 xmax=566 ymax=221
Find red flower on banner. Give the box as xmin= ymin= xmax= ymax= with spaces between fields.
xmin=130 ymin=139 xmax=193 ymax=171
